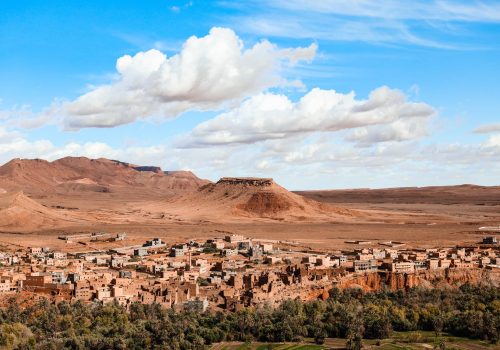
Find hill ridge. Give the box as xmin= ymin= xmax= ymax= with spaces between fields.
xmin=0 ymin=156 xmax=210 ymax=197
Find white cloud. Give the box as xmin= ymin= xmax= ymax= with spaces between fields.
xmin=345 ymin=116 xmax=430 ymax=146
xmin=182 ymin=86 xmax=434 ymax=147
xmin=0 ymin=102 xmax=61 ymax=129
xmin=474 ymin=122 xmax=500 ymax=134
xmin=1 ymin=121 xmax=499 ymax=189
xmin=0 ymin=127 xmax=55 ymax=160
xmin=267 ymin=0 xmax=500 ymax=22
xmin=0 ymin=105 xmax=31 ymax=121
xmin=63 ymin=27 xmax=317 ymax=130
xmin=0 ymin=127 xmax=21 ymax=144
xmin=224 ymin=0 xmax=500 ymax=48
xmin=0 ymin=134 xmax=173 ymax=171
xmin=169 ymin=1 xmax=193 ymax=14
xmin=235 ymin=14 xmax=448 ymax=48
xmin=485 ymin=134 xmax=500 ymax=147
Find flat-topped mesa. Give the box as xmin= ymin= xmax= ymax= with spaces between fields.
xmin=217 ymin=177 xmax=274 ymax=187
xmin=134 ymin=166 xmax=163 ymax=174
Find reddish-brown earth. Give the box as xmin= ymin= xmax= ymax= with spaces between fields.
xmin=161 ymin=177 xmax=357 ymax=222
xmin=338 ymin=268 xmax=500 ymax=291
xmin=0 ymin=156 xmax=209 ymax=198
xmin=0 ymin=192 xmax=82 ymax=231
xmin=296 ymin=185 xmax=500 ymax=206
xmin=0 ymin=157 xmax=498 ymax=251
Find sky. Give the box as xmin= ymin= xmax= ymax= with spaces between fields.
xmin=0 ymin=0 xmax=499 ymax=190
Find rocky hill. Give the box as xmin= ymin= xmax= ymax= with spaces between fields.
xmin=0 ymin=157 xmax=210 ymax=198
xmin=165 ymin=177 xmax=356 ymax=222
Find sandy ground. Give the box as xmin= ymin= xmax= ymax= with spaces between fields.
xmin=0 ymin=212 xmax=494 ymax=253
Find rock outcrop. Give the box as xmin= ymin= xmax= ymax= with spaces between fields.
xmin=338 ymin=268 xmax=499 ymax=292
xmin=167 ymin=177 xmax=356 ymax=222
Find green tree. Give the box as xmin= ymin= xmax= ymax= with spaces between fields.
xmin=0 ymin=323 xmax=36 ymax=349
xmin=346 ymin=304 xmax=364 ymax=350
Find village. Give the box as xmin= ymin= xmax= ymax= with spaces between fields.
xmin=0 ymin=232 xmax=498 ymax=312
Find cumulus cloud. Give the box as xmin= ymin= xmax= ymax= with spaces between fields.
xmin=0 ymin=127 xmax=54 ymax=160
xmin=62 ymin=27 xmax=317 ymax=130
xmin=1 ymin=120 xmax=499 ymax=189
xmin=485 ymin=134 xmax=500 ymax=147
xmin=345 ymin=116 xmax=430 ymax=146
xmin=0 ymin=102 xmax=62 ymax=129
xmin=182 ymin=86 xmax=434 ymax=147
xmin=0 ymin=126 xmax=19 ymax=145
xmin=0 ymin=132 xmax=172 ymax=170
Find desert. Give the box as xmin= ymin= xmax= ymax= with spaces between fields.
xmin=0 ymin=157 xmax=498 ymax=252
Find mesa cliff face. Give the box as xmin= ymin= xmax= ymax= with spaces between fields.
xmin=217 ymin=177 xmax=274 ymax=186
xmin=337 ymin=268 xmax=499 ymax=292
xmin=242 ymin=192 xmax=293 ymax=215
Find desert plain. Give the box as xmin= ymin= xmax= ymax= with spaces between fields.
xmin=0 ymin=156 xmax=498 ymax=252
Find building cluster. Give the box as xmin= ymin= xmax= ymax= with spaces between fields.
xmin=0 ymin=234 xmax=498 ymax=311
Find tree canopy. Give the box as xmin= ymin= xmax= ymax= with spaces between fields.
xmin=0 ymin=285 xmax=497 ymax=349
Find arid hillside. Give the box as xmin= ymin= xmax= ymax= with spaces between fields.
xmin=160 ymin=177 xmax=357 ymax=222
xmin=0 ymin=157 xmax=210 ymax=198
xmin=0 ymin=192 xmax=82 ymax=231
xmin=0 ymin=158 xmax=360 ymax=230
xmin=0 ymin=157 xmax=498 ymax=250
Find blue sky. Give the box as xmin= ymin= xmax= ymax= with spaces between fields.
xmin=0 ymin=0 xmax=499 ymax=189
